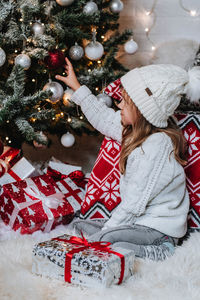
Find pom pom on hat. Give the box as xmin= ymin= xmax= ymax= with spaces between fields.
xmin=185 ymin=66 xmax=200 ymax=103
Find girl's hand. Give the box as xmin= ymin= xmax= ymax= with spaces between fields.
xmin=55 ymin=57 xmax=81 ymax=91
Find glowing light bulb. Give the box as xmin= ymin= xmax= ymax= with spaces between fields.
xmin=61 ymin=112 xmax=64 ymax=116
xmin=67 ymin=117 xmax=72 ymax=122
xmin=151 ymin=46 xmax=156 ymax=50
xmin=15 ymin=50 xmax=18 ymax=53
xmin=190 ymin=10 xmax=197 ymax=16
xmin=80 ymin=115 xmax=84 ymax=120
xmin=101 ymin=35 xmax=105 ymax=39
xmin=145 ymin=28 xmax=149 ymax=32
xmin=5 ymin=137 xmax=9 ymax=140
xmin=32 ymin=79 xmax=36 ymax=82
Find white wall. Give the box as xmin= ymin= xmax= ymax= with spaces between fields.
xmin=119 ymin=0 xmax=200 ymax=68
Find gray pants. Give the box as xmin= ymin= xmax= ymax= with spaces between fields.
xmin=72 ymin=219 xmax=178 ymax=261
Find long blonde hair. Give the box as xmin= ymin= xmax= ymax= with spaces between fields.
xmin=119 ymin=93 xmax=188 ymax=174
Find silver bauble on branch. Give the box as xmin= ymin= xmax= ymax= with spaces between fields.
xmin=85 ymin=41 xmax=104 ymax=60
xmin=61 ymin=132 xmax=75 ymax=147
xmin=56 ymin=0 xmax=74 ymax=6
xmin=0 ymin=48 xmax=6 ymax=67
xmin=32 ymin=22 xmax=45 ymax=36
xmin=83 ymin=1 xmax=98 ymax=15
xmin=43 ymin=81 xmax=64 ymax=103
xmin=63 ymin=88 xmax=74 ymax=106
xmin=97 ymin=93 xmax=112 ymax=107
xmin=124 ymin=39 xmax=138 ymax=54
xmin=69 ymin=43 xmax=84 ymax=61
xmin=110 ymin=0 xmax=124 ymax=13
xmin=15 ymin=54 xmax=31 ymax=70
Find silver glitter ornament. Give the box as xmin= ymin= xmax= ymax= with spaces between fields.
xmin=83 ymin=1 xmax=98 ymax=15
xmin=15 ymin=54 xmax=31 ymax=70
xmin=0 ymin=48 xmax=6 ymax=67
xmin=69 ymin=43 xmax=84 ymax=61
xmin=43 ymin=81 xmax=64 ymax=103
xmin=56 ymin=0 xmax=74 ymax=6
xmin=61 ymin=132 xmax=75 ymax=147
xmin=97 ymin=93 xmax=112 ymax=107
xmin=110 ymin=0 xmax=124 ymax=13
xmin=124 ymin=39 xmax=138 ymax=54
xmin=85 ymin=41 xmax=104 ymax=60
xmin=32 ymin=22 xmax=45 ymax=36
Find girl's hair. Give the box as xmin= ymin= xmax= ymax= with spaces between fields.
xmin=119 ymin=93 xmax=188 ymax=174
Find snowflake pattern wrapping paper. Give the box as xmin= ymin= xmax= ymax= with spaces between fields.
xmin=32 ymin=234 xmax=135 ymax=288
xmin=0 ymin=175 xmax=75 ymax=234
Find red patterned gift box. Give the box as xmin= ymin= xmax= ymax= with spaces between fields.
xmin=0 ymin=174 xmax=74 ymax=234
xmin=56 ymin=177 xmax=85 ymax=214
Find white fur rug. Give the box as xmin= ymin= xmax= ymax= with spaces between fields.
xmin=0 ymin=222 xmax=200 ymax=300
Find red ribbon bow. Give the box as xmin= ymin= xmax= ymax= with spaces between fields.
xmin=47 ymin=167 xmax=87 ymax=189
xmin=53 ymin=234 xmax=125 ymax=285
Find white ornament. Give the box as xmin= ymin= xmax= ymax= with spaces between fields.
xmin=83 ymin=1 xmax=98 ymax=15
xmin=15 ymin=54 xmax=31 ymax=70
xmin=69 ymin=43 xmax=84 ymax=61
xmin=97 ymin=93 xmax=112 ymax=107
xmin=85 ymin=41 xmax=104 ymax=60
xmin=43 ymin=81 xmax=64 ymax=103
xmin=32 ymin=22 xmax=45 ymax=36
xmin=56 ymin=0 xmax=74 ymax=6
xmin=110 ymin=0 xmax=124 ymax=13
xmin=63 ymin=88 xmax=74 ymax=106
xmin=0 ymin=48 xmax=6 ymax=67
xmin=61 ymin=132 xmax=75 ymax=147
xmin=124 ymin=39 xmax=138 ymax=54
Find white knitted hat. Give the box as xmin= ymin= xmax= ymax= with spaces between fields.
xmin=121 ymin=64 xmax=200 ymax=128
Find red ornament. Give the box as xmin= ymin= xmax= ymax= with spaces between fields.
xmin=45 ymin=49 xmax=65 ymax=70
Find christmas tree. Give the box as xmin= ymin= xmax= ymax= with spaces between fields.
xmin=0 ymin=0 xmax=132 ymax=148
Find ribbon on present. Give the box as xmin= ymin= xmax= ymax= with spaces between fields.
xmin=53 ymin=234 xmax=125 ymax=285
xmin=8 ymin=178 xmax=64 ymax=232
xmin=47 ymin=167 xmax=87 ymax=189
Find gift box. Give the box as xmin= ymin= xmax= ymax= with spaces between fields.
xmin=32 ymin=234 xmax=135 ymax=288
xmin=0 ymin=157 xmax=35 ymax=186
xmin=0 ymin=174 xmax=75 ymax=234
xmin=56 ymin=177 xmax=85 ymax=214
xmin=0 ymin=146 xmax=21 ymax=177
xmin=45 ymin=158 xmax=88 ymax=190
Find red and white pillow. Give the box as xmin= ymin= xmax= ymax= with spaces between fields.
xmin=175 ymin=113 xmax=200 ymax=229
xmin=80 ymin=79 xmax=200 ymax=230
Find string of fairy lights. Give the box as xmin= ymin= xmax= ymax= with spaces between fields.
xmin=141 ymin=0 xmax=200 ymax=51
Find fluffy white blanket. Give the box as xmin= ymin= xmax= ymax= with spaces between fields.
xmin=0 ymin=222 xmax=199 ymax=300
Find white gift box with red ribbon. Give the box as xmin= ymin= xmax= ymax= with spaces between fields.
xmin=0 ymin=157 xmax=35 ymax=186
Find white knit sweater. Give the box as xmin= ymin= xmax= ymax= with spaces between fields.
xmin=71 ymin=85 xmax=190 ymax=238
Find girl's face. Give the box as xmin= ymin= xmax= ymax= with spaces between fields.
xmin=118 ymin=88 xmax=138 ymax=126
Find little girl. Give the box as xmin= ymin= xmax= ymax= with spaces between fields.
xmin=56 ymin=58 xmax=200 ymax=261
